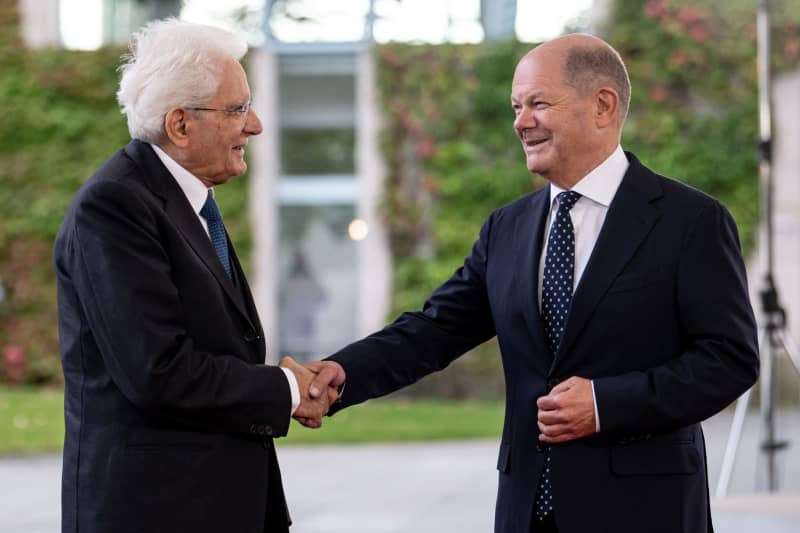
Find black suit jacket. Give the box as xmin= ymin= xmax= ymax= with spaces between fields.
xmin=54 ymin=140 xmax=292 ymax=533
xmin=328 ymin=153 xmax=759 ymax=533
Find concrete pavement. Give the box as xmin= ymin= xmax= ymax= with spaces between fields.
xmin=1 ymin=409 xmax=799 ymax=533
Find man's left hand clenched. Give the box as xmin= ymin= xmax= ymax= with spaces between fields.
xmin=537 ymin=376 xmax=596 ymax=443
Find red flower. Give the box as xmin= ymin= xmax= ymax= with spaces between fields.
xmin=644 ymin=0 xmax=667 ymax=19
xmin=688 ymin=22 xmax=712 ymax=42
xmin=417 ymin=138 xmax=437 ymax=158
xmin=649 ymin=85 xmax=669 ymax=103
xmin=670 ymin=49 xmax=688 ymax=67
xmin=2 ymin=345 xmax=25 ymax=384
xmin=677 ymin=6 xmax=705 ymax=26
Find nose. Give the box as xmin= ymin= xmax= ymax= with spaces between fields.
xmin=514 ymin=107 xmax=535 ymax=133
xmin=245 ymin=106 xmax=263 ymax=136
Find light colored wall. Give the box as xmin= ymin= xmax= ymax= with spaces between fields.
xmin=249 ymin=47 xmax=392 ymax=361
xmin=19 ymin=0 xmax=61 ymax=48
xmin=748 ymin=71 xmax=800 ymax=354
xmin=248 ymin=48 xmax=281 ymax=363
xmin=355 ymin=49 xmax=392 ymax=337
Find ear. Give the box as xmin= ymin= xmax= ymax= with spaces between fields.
xmin=594 ymin=87 xmax=619 ymax=128
xmin=164 ymin=107 xmax=191 ymax=148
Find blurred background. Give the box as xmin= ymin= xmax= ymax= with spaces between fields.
xmin=1 ymin=0 xmax=799 ymax=531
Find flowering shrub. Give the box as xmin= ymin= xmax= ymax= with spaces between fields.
xmin=373 ymin=0 xmax=799 ymax=397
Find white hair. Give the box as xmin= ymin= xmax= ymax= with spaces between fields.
xmin=117 ymin=18 xmax=248 ymax=143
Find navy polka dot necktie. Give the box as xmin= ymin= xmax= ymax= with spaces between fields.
xmin=199 ymin=190 xmax=232 ymax=280
xmin=535 ymin=190 xmax=581 ymax=521
xmin=541 ymin=190 xmax=581 ymax=355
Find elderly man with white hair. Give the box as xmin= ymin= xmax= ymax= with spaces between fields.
xmin=53 ymin=19 xmax=340 ymax=533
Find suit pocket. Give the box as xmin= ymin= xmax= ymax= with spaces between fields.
xmin=497 ymin=442 xmax=511 ymax=473
xmin=610 ymin=442 xmax=699 ymax=476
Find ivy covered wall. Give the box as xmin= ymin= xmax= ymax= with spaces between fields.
xmin=2 ymin=0 xmax=799 ymax=390
xmin=0 ymin=0 xmax=251 ymax=383
xmin=374 ymin=0 xmax=799 ymax=397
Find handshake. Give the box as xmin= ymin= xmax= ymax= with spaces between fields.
xmin=279 ymin=356 xmax=346 ymax=429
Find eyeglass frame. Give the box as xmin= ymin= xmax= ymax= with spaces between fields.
xmin=185 ymin=101 xmax=252 ymax=119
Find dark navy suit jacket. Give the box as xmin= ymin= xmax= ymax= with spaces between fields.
xmin=54 ymin=140 xmax=292 ymax=533
xmin=328 ymin=153 xmax=759 ymax=533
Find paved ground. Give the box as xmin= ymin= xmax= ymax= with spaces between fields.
xmin=1 ymin=409 xmax=799 ymax=533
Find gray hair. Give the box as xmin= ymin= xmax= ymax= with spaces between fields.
xmin=562 ymin=45 xmax=631 ymax=121
xmin=117 ymin=18 xmax=248 ymax=143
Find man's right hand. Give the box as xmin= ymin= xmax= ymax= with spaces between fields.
xmin=279 ymin=356 xmax=337 ymax=428
xmin=305 ymin=360 xmax=346 ymax=401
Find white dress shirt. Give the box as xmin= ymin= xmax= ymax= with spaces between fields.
xmin=150 ymin=143 xmax=301 ymax=416
xmin=537 ymin=144 xmax=629 ymax=431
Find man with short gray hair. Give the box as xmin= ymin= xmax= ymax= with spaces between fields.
xmin=54 ymin=19 xmax=340 ymax=533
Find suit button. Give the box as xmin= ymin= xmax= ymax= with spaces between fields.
xmin=249 ymin=424 xmax=257 ymax=434
xmin=546 ymin=378 xmax=561 ymax=392
xmin=264 ymin=425 xmax=273 ymax=436
xmin=243 ymin=329 xmax=258 ymax=342
xmin=257 ymin=425 xmax=266 ymax=435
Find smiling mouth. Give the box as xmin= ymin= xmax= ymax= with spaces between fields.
xmin=522 ymin=130 xmax=549 ymax=148
xmin=526 ymin=138 xmax=548 ymax=146
xmin=233 ymin=145 xmax=245 ymax=154
xmin=524 ymin=138 xmax=549 ymax=152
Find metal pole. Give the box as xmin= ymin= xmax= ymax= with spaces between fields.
xmin=761 ymin=329 xmax=776 ymax=491
xmin=757 ymin=0 xmax=772 ymax=273
xmin=363 ymin=0 xmax=376 ymax=42
xmin=756 ymin=0 xmax=781 ymax=493
xmin=717 ymin=0 xmax=799 ymax=497
xmin=715 ymin=387 xmax=751 ymax=499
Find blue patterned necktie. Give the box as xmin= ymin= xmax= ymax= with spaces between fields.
xmin=535 ymin=190 xmax=581 ymax=521
xmin=199 ymin=190 xmax=232 ymax=280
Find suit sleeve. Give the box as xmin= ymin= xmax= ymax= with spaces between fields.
xmin=67 ymin=180 xmax=292 ymax=437
xmin=327 ymin=214 xmax=499 ymax=411
xmin=593 ymin=200 xmax=759 ymax=434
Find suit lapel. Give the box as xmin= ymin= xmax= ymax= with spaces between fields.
xmin=555 ymin=154 xmax=663 ymax=364
xmin=124 ymin=140 xmax=256 ymax=329
xmin=514 ymin=186 xmax=552 ymax=360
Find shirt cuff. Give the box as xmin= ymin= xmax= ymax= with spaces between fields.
xmin=591 ymin=379 xmax=601 ymax=433
xmin=281 ymin=367 xmax=301 ymax=416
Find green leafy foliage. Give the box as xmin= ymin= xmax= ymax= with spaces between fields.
xmin=3 ymin=0 xmax=799 ymax=390
xmin=0 ymin=0 xmax=251 ymax=384
xmin=377 ymin=41 xmax=540 ymax=319
xmin=607 ymin=0 xmax=799 ymax=254
xmin=375 ymin=1 xmax=800 ymax=398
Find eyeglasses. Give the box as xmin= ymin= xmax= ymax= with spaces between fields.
xmin=187 ymin=101 xmax=251 ymax=119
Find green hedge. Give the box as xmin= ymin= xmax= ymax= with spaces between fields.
xmin=0 ymin=0 xmax=250 ymax=384
xmin=2 ymin=0 xmax=799 ymax=388
xmin=379 ymin=0 xmax=800 ymax=320
xmin=374 ymin=0 xmax=799 ymax=397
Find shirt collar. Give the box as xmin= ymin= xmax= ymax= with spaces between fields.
xmin=150 ymin=143 xmax=211 ymax=215
xmin=549 ymin=145 xmax=629 ymax=207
